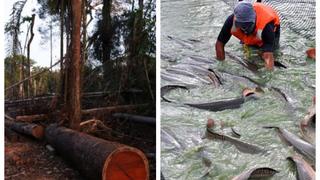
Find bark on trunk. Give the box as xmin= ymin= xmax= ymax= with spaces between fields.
xmin=5 ymin=121 xmax=44 ymax=139
xmin=66 ymin=0 xmax=82 ymax=130
xmin=19 ymin=56 xmax=24 ymax=98
xmin=60 ymin=0 xmax=65 ymax=99
xmin=27 ymin=14 xmax=35 ymax=98
xmin=45 ymin=124 xmax=149 ymax=180
xmin=113 ymin=113 xmax=155 ymax=125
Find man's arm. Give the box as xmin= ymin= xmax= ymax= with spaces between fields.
xmin=215 ymin=15 xmax=234 ymax=61
xmin=261 ymin=23 xmax=277 ymax=70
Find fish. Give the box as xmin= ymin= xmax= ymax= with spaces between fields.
xmin=188 ymin=54 xmax=215 ymax=64
xmin=264 ymin=126 xmax=315 ymax=163
xmin=232 ymin=167 xmax=278 ymax=180
xmin=274 ymin=60 xmax=287 ymax=68
xmin=205 ymin=128 xmax=263 ymax=154
xmin=161 ymin=72 xmax=200 ymax=86
xmin=231 ymin=127 xmax=241 ymax=138
xmin=218 ymin=70 xmax=263 ymax=88
xmin=161 ymin=84 xmax=189 ymax=102
xmin=165 ymin=68 xmax=211 ymax=84
xmin=167 ymin=35 xmax=194 ymax=49
xmin=207 ymin=68 xmax=223 ymax=86
xmin=226 ymin=52 xmax=287 ymax=72
xmin=161 ymin=128 xmax=184 ymax=150
xmin=226 ymin=52 xmax=259 ymax=74
xmin=270 ymin=87 xmax=288 ymax=102
xmin=287 ymin=155 xmax=315 ymax=180
xmin=186 ymin=97 xmax=245 ymax=112
xmin=185 ymin=95 xmax=257 ymax=112
xmin=300 ymin=106 xmax=315 ymax=144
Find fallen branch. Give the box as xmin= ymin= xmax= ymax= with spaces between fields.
xmin=82 ymin=104 xmax=149 ymax=115
xmin=113 ymin=113 xmax=156 ymax=125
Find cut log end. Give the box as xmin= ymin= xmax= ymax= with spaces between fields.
xmin=103 ymin=147 xmax=149 ymax=180
xmin=31 ymin=125 xmax=44 ymax=139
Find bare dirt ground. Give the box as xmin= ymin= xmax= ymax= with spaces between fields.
xmin=5 ymin=136 xmax=83 ymax=180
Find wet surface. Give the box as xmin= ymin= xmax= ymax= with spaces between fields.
xmin=161 ymin=0 xmax=315 ymax=179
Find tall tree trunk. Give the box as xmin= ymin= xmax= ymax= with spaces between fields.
xmin=82 ymin=0 xmax=87 ymax=64
xmin=60 ymin=0 xmax=65 ymax=101
xmin=27 ymin=14 xmax=35 ymax=98
xmin=66 ymin=0 xmax=82 ymax=130
xmin=19 ymin=56 xmax=24 ymax=98
xmin=102 ymin=0 xmax=113 ymax=83
xmin=64 ymin=9 xmax=71 ymax=103
xmin=128 ymin=0 xmax=144 ymax=89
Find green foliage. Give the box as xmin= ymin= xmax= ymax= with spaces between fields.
xmin=5 ymin=54 xmax=58 ymax=98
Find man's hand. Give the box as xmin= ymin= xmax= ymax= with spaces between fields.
xmin=215 ymin=40 xmax=225 ymax=61
xmin=262 ymin=52 xmax=274 ymax=70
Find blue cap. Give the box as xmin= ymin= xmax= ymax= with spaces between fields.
xmin=234 ymin=2 xmax=256 ymax=23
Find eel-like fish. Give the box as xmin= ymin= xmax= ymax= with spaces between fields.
xmin=300 ymin=106 xmax=315 ymax=144
xmin=185 ymin=95 xmax=257 ymax=112
xmin=287 ymin=155 xmax=315 ymax=180
xmin=270 ymin=87 xmax=288 ymax=102
xmin=232 ymin=167 xmax=278 ymax=180
xmin=166 ymin=68 xmax=211 ymax=84
xmin=186 ymin=97 xmax=245 ymax=112
xmin=264 ymin=126 xmax=315 ymax=163
xmin=161 ymin=84 xmax=189 ymax=102
xmin=205 ymin=128 xmax=263 ymax=154
xmin=161 ymin=128 xmax=184 ymax=150
xmin=167 ymin=35 xmax=194 ymax=49
xmin=226 ymin=52 xmax=259 ymax=74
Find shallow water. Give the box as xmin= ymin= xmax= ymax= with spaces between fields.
xmin=161 ymin=0 xmax=315 ymax=179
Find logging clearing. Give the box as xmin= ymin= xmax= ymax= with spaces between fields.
xmin=5 ymin=0 xmax=156 ymax=179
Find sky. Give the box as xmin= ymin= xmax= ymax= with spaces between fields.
xmin=4 ymin=0 xmax=61 ymax=68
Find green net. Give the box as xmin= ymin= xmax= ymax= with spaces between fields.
xmin=222 ymin=0 xmax=316 ymax=40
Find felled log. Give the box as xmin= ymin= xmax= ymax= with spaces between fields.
xmin=5 ymin=127 xmax=20 ymax=142
xmin=5 ymin=121 xmax=44 ymax=139
xmin=113 ymin=113 xmax=156 ymax=125
xmin=45 ymin=124 xmax=149 ymax=180
xmin=5 ymin=114 xmax=16 ymax=121
xmin=82 ymin=104 xmax=148 ymax=115
xmin=16 ymin=114 xmax=48 ymax=122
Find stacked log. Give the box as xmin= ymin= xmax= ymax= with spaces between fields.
xmin=16 ymin=114 xmax=48 ymax=122
xmin=5 ymin=121 xmax=44 ymax=139
xmin=45 ymin=124 xmax=149 ymax=180
xmin=113 ymin=113 xmax=156 ymax=125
